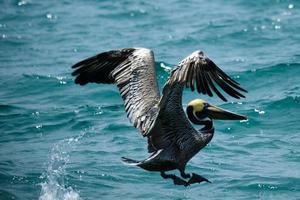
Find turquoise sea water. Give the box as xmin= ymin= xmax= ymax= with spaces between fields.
xmin=1 ymin=0 xmax=300 ymax=199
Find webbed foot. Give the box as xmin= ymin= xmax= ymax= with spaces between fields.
xmin=188 ymin=173 xmax=211 ymax=184
xmin=160 ymin=172 xmax=190 ymax=187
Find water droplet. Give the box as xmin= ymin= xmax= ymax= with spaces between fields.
xmin=269 ymin=185 xmax=277 ymax=190
xmin=95 ymin=111 xmax=103 ymax=115
xmin=32 ymin=111 xmax=40 ymax=116
xmin=254 ymin=109 xmax=265 ymax=115
xmin=275 ymin=25 xmax=281 ymax=30
xmin=288 ymin=4 xmax=294 ymax=9
xmin=46 ymin=13 xmax=52 ymax=19
xmin=17 ymin=0 xmax=27 ymax=6
xmin=36 ymin=124 xmax=43 ymax=129
xmin=46 ymin=13 xmax=56 ymax=20
xmin=2 ymin=34 xmax=7 ymax=39
xmin=56 ymin=76 xmax=67 ymax=84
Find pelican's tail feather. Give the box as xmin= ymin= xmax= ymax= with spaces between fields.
xmin=121 ymin=157 xmax=141 ymax=165
xmin=121 ymin=149 xmax=177 ymax=172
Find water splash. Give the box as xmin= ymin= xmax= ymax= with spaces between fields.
xmin=39 ymin=133 xmax=85 ymax=200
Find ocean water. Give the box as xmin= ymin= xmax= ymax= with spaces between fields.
xmin=1 ymin=0 xmax=300 ymax=199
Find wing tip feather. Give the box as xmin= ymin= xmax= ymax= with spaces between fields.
xmin=170 ymin=50 xmax=247 ymax=102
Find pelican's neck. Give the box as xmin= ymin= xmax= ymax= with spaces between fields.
xmin=186 ymin=105 xmax=214 ymax=131
xmin=199 ymin=119 xmax=214 ymax=146
xmin=186 ymin=105 xmax=200 ymax=125
xmin=200 ymin=119 xmax=213 ymax=132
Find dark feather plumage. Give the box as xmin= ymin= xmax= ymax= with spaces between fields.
xmin=72 ymin=48 xmax=135 ymax=85
xmin=163 ymin=50 xmax=247 ymax=102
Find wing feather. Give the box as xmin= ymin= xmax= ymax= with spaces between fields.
xmin=161 ymin=50 xmax=247 ymax=103
xmin=206 ymin=73 xmax=227 ymax=101
xmin=72 ymin=48 xmax=160 ymax=136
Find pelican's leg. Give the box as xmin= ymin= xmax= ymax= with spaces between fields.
xmin=160 ymin=171 xmax=189 ymax=187
xmin=179 ymin=169 xmax=191 ymax=179
xmin=188 ymin=173 xmax=211 ymax=184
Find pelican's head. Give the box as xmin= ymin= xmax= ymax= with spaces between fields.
xmin=186 ymin=99 xmax=247 ymax=125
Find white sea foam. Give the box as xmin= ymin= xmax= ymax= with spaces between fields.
xmin=39 ymin=182 xmax=80 ymax=200
xmin=39 ymin=133 xmax=85 ymax=200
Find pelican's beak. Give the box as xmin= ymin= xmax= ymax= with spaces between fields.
xmin=206 ymin=104 xmax=247 ymax=120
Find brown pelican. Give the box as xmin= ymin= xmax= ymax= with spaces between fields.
xmin=71 ymin=48 xmax=247 ymax=186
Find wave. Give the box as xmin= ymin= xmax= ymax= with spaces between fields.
xmin=0 ymin=104 xmax=24 ymax=113
xmin=265 ymin=95 xmax=300 ymax=109
xmin=244 ymin=62 xmax=300 ymax=74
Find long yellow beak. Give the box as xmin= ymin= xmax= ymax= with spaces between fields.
xmin=206 ymin=105 xmax=247 ymax=120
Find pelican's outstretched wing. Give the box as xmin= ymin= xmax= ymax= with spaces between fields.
xmin=161 ymin=50 xmax=247 ymax=103
xmin=147 ymin=51 xmax=247 ymax=152
xmin=72 ymin=48 xmax=160 ymax=135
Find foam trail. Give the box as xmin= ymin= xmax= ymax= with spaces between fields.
xmin=39 ymin=133 xmax=85 ymax=200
